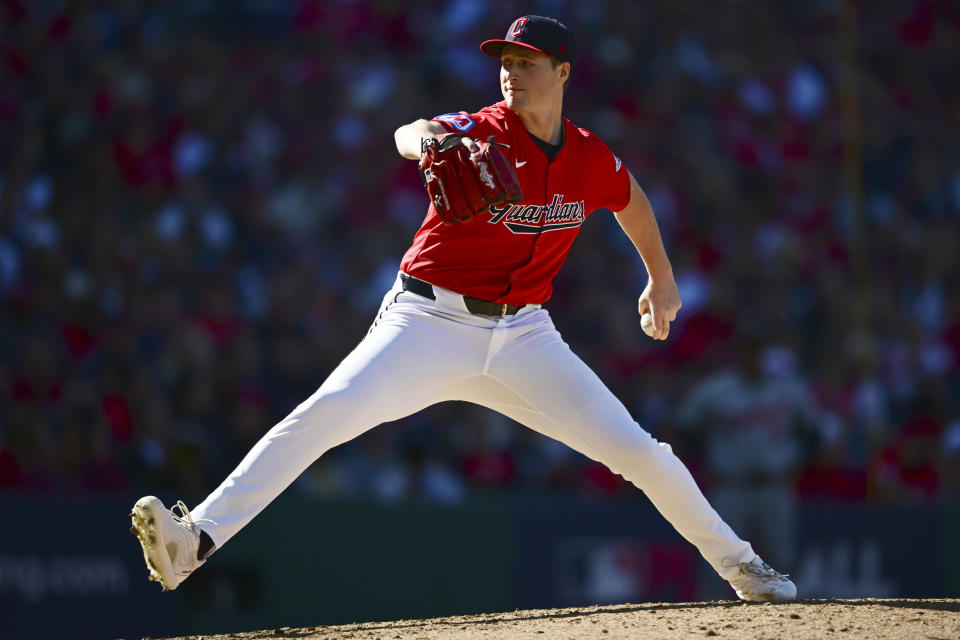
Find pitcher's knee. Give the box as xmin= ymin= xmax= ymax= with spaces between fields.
xmin=596 ymin=428 xmax=678 ymax=479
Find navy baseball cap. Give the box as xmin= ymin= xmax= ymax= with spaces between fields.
xmin=481 ymin=15 xmax=576 ymax=65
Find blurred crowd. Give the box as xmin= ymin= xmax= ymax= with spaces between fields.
xmin=1 ymin=1 xmax=959 ymax=514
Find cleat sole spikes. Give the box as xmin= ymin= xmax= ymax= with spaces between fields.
xmin=129 ymin=496 xmax=207 ymax=593
xmin=130 ymin=496 xmax=177 ymax=591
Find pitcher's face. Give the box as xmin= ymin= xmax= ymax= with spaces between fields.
xmin=499 ymin=44 xmax=567 ymax=112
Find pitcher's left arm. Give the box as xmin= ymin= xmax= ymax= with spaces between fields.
xmin=613 ymin=172 xmax=682 ymax=341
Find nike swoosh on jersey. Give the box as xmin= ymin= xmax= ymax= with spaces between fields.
xmin=515 ymin=160 xmax=527 ymax=168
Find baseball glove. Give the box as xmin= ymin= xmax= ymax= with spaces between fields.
xmin=419 ymin=133 xmax=523 ymax=225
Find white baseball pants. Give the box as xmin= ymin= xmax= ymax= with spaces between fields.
xmin=192 ymin=273 xmax=755 ymax=579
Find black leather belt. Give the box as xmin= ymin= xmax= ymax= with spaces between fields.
xmin=400 ymin=274 xmax=523 ymax=318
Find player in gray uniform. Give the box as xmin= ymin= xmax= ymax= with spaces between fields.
xmin=678 ymin=336 xmax=819 ymax=570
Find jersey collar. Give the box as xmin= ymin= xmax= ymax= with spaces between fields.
xmin=498 ymin=101 xmax=570 ymax=162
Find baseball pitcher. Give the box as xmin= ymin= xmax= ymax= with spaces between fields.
xmin=131 ymin=15 xmax=796 ymax=602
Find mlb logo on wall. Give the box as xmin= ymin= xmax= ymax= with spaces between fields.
xmin=435 ymin=112 xmax=475 ymax=132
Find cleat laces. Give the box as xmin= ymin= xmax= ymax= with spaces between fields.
xmin=170 ymin=500 xmax=217 ymax=531
xmin=723 ymin=556 xmax=790 ymax=581
xmin=168 ymin=501 xmax=217 ymax=576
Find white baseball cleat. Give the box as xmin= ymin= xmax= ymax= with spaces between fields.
xmin=725 ymin=555 xmax=797 ymax=602
xmin=129 ymin=496 xmax=212 ymax=591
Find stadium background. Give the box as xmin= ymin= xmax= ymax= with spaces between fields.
xmin=0 ymin=1 xmax=957 ymax=638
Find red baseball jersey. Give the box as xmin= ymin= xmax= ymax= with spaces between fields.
xmin=399 ymin=101 xmax=631 ymax=305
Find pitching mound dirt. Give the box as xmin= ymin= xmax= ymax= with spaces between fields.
xmin=161 ymin=598 xmax=959 ymax=640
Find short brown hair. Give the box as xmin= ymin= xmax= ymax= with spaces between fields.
xmin=551 ymin=57 xmax=571 ymax=93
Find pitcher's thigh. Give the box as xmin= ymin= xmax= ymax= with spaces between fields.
xmin=488 ymin=331 xmax=655 ymax=467
xmin=297 ymin=315 xmax=484 ymax=440
xmin=441 ymin=373 xmax=605 ymax=460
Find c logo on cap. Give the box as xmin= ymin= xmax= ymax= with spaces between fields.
xmin=510 ymin=17 xmax=529 ymax=37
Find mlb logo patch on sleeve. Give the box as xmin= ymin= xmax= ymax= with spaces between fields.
xmin=435 ymin=112 xmax=476 ymax=132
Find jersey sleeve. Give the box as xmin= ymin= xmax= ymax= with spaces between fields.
xmin=431 ymin=109 xmax=498 ymax=139
xmin=587 ymin=134 xmax=631 ymax=213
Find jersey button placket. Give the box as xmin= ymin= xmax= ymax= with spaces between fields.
xmin=543 ymin=154 xmax=552 ymax=199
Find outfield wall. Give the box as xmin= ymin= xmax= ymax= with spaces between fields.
xmin=1 ymin=492 xmax=956 ymax=639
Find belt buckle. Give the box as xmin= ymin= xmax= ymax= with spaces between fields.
xmin=497 ymin=303 xmax=507 ymax=317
